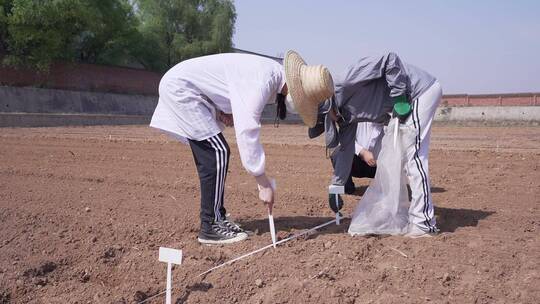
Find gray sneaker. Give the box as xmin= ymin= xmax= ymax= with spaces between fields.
xmin=198 ymin=223 xmax=248 ymax=245
xmin=221 ymin=219 xmax=245 ymax=233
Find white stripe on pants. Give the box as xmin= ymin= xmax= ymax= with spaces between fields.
xmin=189 ymin=133 xmax=230 ymax=230
xmin=208 ymin=136 xmax=229 ymax=222
xmin=404 ymin=81 xmax=443 ymax=232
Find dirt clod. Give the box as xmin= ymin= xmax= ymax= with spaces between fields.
xmin=254 ymin=279 xmax=263 ymax=288
xmin=79 ymin=270 xmax=90 ymax=283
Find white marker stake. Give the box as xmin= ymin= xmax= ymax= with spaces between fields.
xmin=158 ymin=247 xmax=182 ymax=304
xmin=259 ymin=179 xmax=278 ymax=248
xmin=267 ymin=179 xmax=277 ymax=248
xmin=268 ymin=212 xmax=277 ymax=248
xmin=393 ymin=117 xmax=399 ymax=149
xmin=328 ymin=185 xmax=344 ymax=225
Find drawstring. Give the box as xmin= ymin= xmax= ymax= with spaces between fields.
xmin=273 ymin=114 xmax=280 ymax=128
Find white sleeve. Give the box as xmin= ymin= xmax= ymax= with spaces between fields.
xmin=367 ymin=123 xmax=383 ymax=151
xmin=355 ymin=122 xmax=370 ymax=154
xmin=355 ymin=122 xmax=384 ymax=154
xmin=228 ymin=81 xmax=274 ymax=176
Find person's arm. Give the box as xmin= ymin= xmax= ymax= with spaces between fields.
xmin=330 ymin=123 xmax=358 ymax=186
xmin=229 ymin=98 xmax=266 ymax=177
xmin=327 ymin=122 xmax=357 ymax=213
xmin=228 ymin=75 xmax=277 ymax=207
xmin=366 ymin=123 xmax=384 ymax=152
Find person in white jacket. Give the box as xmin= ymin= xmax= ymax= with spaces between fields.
xmin=342 ymin=122 xmax=384 ymax=194
xmin=150 ymin=52 xmax=333 ymax=244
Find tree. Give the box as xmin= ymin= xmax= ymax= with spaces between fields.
xmin=0 ymin=0 xmax=14 ymax=54
xmin=72 ymin=0 xmax=144 ymax=66
xmin=4 ymin=0 xmax=86 ymax=70
xmin=1 ymin=0 xmax=236 ymax=72
xmin=134 ymin=0 xmax=236 ymax=71
xmin=3 ymin=0 xmax=144 ymax=70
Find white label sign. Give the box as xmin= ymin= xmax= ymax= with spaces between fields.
xmin=328 ymin=185 xmax=345 ymax=194
xmin=159 ymin=247 xmax=183 ymax=265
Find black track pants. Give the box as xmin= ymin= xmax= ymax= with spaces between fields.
xmin=188 ymin=133 xmax=230 ymax=231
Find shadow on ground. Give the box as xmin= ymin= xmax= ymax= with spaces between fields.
xmin=436 ymin=206 xmax=495 ymax=233
xmin=431 ymin=186 xmax=446 ymax=193
xmin=240 ymin=216 xmax=350 ymax=237
xmin=175 ymin=282 xmax=213 ymax=304
xmin=241 ymin=206 xmax=494 ymax=236
xmin=350 ymin=185 xmax=446 ymax=197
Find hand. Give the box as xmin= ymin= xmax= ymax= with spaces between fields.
xmin=258 ymin=186 xmax=274 ymax=212
xmin=328 ymin=193 xmax=344 ymax=213
xmin=255 ymin=174 xmax=275 ymax=211
xmin=359 ymin=150 xmax=377 ymax=167
xmin=217 ymin=111 xmax=234 ymax=127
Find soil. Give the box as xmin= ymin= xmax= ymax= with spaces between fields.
xmin=0 ymin=124 xmax=539 ymax=304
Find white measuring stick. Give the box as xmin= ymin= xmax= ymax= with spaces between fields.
xmin=260 ymin=179 xmax=278 ymax=248
xmin=198 ymin=218 xmax=338 ymax=277
xmin=393 ymin=117 xmax=399 ymax=149
xmin=268 ymin=179 xmax=277 ymax=248
xmin=268 ymin=213 xmax=277 ymax=248
xmin=158 ymin=247 xmax=182 ymax=304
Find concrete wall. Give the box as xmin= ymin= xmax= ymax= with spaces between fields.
xmin=435 ymin=106 xmax=540 ymax=122
xmin=0 ymin=113 xmax=150 ymax=128
xmin=1 ymin=86 xmax=157 ymax=115
xmin=1 ymin=85 xmax=539 ymax=128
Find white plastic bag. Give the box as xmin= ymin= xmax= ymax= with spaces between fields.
xmin=348 ymin=119 xmax=415 ymax=236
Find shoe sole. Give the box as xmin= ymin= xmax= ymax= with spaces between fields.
xmin=198 ymin=232 xmax=248 ymax=245
xmin=405 ymin=233 xmax=433 ymax=238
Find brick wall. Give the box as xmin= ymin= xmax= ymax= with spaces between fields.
xmin=0 ymin=60 xmax=161 ymax=96
xmin=442 ymin=93 xmax=539 ymax=107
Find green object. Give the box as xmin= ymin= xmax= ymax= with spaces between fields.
xmin=393 ymin=96 xmax=411 ymax=116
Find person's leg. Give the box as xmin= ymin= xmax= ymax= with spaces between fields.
xmin=189 ymin=133 xmax=246 ymax=244
xmin=344 ymin=154 xmax=377 ymax=194
xmin=330 ymin=152 xmax=356 ymax=194
xmin=189 ymin=134 xmax=226 ymax=231
xmin=404 ymin=81 xmax=442 ymax=234
xmin=206 ymin=133 xmax=230 ymax=221
xmin=351 ymin=154 xmax=377 ymax=178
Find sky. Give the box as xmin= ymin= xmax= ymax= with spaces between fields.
xmin=232 ymin=0 xmax=540 ymax=94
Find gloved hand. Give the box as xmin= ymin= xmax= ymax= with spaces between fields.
xmin=392 ymin=95 xmax=412 ymax=123
xmin=328 ymin=193 xmax=344 ymax=213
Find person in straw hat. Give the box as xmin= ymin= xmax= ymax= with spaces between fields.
xmin=306 ymin=52 xmax=443 ymax=238
xmin=283 ymin=50 xmax=335 ymax=128
xmin=150 ymin=52 xmax=333 ymax=245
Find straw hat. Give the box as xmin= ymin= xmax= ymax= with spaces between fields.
xmin=284 ymin=50 xmax=334 ymax=127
